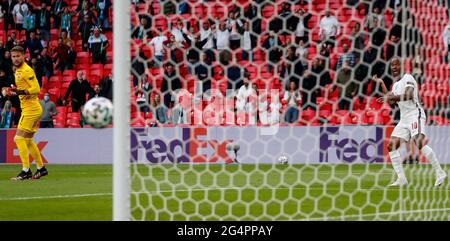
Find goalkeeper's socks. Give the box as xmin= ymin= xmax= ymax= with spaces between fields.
xmin=15 ymin=136 xmax=30 ymax=171
xmin=421 ymin=145 xmax=445 ymax=176
xmin=389 ymin=150 xmax=406 ymax=180
xmin=26 ymin=138 xmax=44 ymax=169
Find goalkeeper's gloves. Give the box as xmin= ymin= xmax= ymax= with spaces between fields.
xmin=2 ymin=85 xmax=28 ymax=96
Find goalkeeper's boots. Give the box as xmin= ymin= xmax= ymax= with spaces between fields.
xmin=11 ymin=170 xmax=33 ymax=181
xmin=435 ymin=172 xmax=447 ymax=187
xmin=388 ymin=177 xmax=408 ymax=187
xmin=32 ymin=167 xmax=49 ymax=180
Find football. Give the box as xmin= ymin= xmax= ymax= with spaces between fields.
xmin=278 ymin=155 xmax=288 ymax=164
xmin=82 ymin=97 xmax=113 ymax=128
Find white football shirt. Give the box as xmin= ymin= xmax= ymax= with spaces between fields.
xmin=391 ymin=74 xmax=426 ymax=119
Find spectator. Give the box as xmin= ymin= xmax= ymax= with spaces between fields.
xmin=369 ymin=17 xmax=386 ymax=46
xmin=0 ymin=40 xmax=6 ymax=60
xmin=78 ymin=15 xmax=94 ymax=51
xmin=6 ymin=31 xmax=18 ymax=50
xmin=0 ymin=100 xmax=15 ymax=128
xmin=283 ymin=81 xmax=301 ymax=123
xmin=51 ymin=0 xmax=67 ymax=28
xmin=213 ymin=20 xmax=231 ymax=52
xmin=0 ymin=69 xmax=14 ymax=108
xmin=238 ymin=20 xmax=257 ymax=61
xmin=132 ymin=15 xmax=151 ymax=40
xmin=411 ymin=46 xmax=424 ymax=84
xmin=77 ymin=0 xmax=95 ymax=26
xmin=280 ymin=46 xmax=304 ymax=87
xmin=335 ymin=43 xmax=356 ymax=70
xmin=161 ymin=63 xmax=182 ymax=109
xmin=365 ymin=6 xmax=385 ymax=30
xmin=170 ymin=19 xmax=185 ymax=44
xmin=262 ymin=31 xmax=283 ymax=66
xmin=383 ymin=34 xmax=401 ymax=61
xmin=60 ymin=6 xmax=72 ymax=34
xmin=24 ymin=31 xmax=43 ymax=59
xmin=335 ymin=61 xmax=358 ymax=110
xmin=1 ymin=51 xmax=13 ymax=76
xmin=171 ymin=93 xmax=189 ymax=125
xmin=95 ymin=0 xmax=111 ymax=30
xmin=150 ymin=92 xmax=168 ymax=124
xmin=269 ymin=93 xmax=282 ymax=125
xmin=12 ymin=0 xmax=28 ymax=31
xmin=88 ymin=83 xmax=104 ymax=100
xmin=76 ymin=0 xmax=92 ymax=12
xmin=199 ymin=20 xmax=215 ymax=62
xmin=99 ymin=72 xmax=113 ymax=101
xmin=63 ymin=70 xmax=94 ymax=112
xmin=226 ymin=11 xmax=242 ymax=50
xmin=350 ymin=22 xmax=366 ymax=51
xmin=147 ymin=28 xmax=168 ymax=66
xmin=194 ymin=53 xmax=211 ymax=93
xmin=162 ymin=0 xmax=175 ymax=15
xmin=39 ymin=92 xmax=57 ymax=128
xmin=236 ymin=77 xmax=257 ymax=113
xmin=53 ymin=38 xmax=76 ymax=71
xmin=131 ymin=49 xmax=147 ymax=86
xmin=2 ymin=0 xmax=17 ymax=32
xmin=295 ymin=40 xmax=308 ymax=69
xmin=289 ymin=8 xmax=312 ymax=44
xmin=443 ymin=22 xmax=450 ymax=62
xmin=36 ymin=1 xmax=51 ymax=41
xmin=319 ymin=10 xmax=340 ymax=46
xmin=167 ymin=34 xmax=184 ymax=64
xmin=39 ymin=47 xmax=53 ymax=80
xmin=135 ymin=82 xmax=150 ymax=114
xmin=23 ymin=4 xmax=36 ymax=37
xmin=61 ymin=29 xmax=72 ymax=46
xmin=88 ymin=26 xmax=109 ymax=64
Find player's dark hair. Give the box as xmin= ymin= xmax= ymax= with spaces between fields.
xmin=10 ymin=46 xmax=24 ymax=54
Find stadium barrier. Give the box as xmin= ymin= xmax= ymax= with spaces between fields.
xmin=1 ymin=126 xmax=449 ymax=164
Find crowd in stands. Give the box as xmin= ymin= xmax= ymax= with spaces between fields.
xmin=1 ymin=0 xmax=450 ymax=128
xmin=128 ymin=0 xmax=450 ymax=126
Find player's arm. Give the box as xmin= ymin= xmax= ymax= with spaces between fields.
xmin=372 ymin=75 xmax=388 ymax=94
xmin=389 ymin=86 xmax=414 ymax=102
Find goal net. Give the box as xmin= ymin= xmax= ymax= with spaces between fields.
xmin=120 ymin=0 xmax=450 ymax=221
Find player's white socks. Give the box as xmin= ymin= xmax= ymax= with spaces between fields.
xmin=22 ymin=168 xmax=30 ymax=172
xmin=389 ymin=150 xmax=406 ymax=180
xmin=421 ymin=145 xmax=444 ymax=176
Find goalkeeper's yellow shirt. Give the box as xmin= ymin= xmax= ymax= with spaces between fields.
xmin=15 ymin=62 xmax=42 ymax=113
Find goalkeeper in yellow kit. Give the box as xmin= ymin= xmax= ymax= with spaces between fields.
xmin=2 ymin=46 xmax=48 ymax=180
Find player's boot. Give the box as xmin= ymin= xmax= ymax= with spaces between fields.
xmin=434 ymin=172 xmax=447 ymax=187
xmin=32 ymin=167 xmax=49 ymax=180
xmin=11 ymin=170 xmax=33 ymax=181
xmin=389 ymin=177 xmax=408 ymax=187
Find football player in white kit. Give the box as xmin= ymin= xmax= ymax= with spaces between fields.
xmin=374 ymin=57 xmax=447 ymax=187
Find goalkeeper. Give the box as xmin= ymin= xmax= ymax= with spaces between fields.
xmin=2 ymin=46 xmax=48 ymax=180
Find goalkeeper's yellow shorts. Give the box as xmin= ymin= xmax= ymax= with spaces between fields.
xmin=18 ymin=111 xmax=42 ymax=133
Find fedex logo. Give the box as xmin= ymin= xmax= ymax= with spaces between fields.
xmin=0 ymin=129 xmax=48 ymax=164
xmin=319 ymin=127 xmax=384 ymax=163
xmin=131 ymin=127 xmax=234 ymax=163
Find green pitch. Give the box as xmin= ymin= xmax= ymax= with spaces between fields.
xmin=0 ymin=164 xmax=449 ymax=221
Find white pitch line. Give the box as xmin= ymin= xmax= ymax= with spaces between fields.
xmin=302 ymin=208 xmax=450 ymax=221
xmin=0 ymin=193 xmax=112 ymax=201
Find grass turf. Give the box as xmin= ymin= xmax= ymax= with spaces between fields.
xmin=0 ymin=164 xmax=449 ymax=221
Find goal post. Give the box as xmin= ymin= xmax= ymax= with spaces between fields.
xmin=113 ymin=0 xmax=131 ymax=221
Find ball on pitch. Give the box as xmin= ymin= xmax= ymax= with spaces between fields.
xmin=277 ymin=155 xmax=289 ymax=164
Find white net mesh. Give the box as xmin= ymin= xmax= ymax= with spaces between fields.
xmin=128 ymin=0 xmax=450 ymax=220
